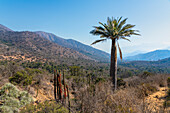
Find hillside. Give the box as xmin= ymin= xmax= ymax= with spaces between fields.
xmin=0 ymin=30 xmax=93 ymax=64
xmin=36 ymin=31 xmax=110 ymax=62
xmin=125 ymin=50 xmax=170 ymax=61
xmin=0 ymin=24 xmax=13 ymax=32
xmin=119 ymin=57 xmax=170 ymax=73
xmin=0 ymin=24 xmax=110 ymax=63
xmin=124 ymin=57 xmax=170 ymax=67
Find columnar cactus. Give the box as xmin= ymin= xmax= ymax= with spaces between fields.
xmin=57 ymin=71 xmax=59 ymax=99
xmin=63 ymin=70 xmax=66 ymax=101
xmin=59 ymin=73 xmax=62 ymax=100
xmin=56 ymin=71 xmax=62 ymax=100
xmin=54 ymin=70 xmax=57 ymax=100
xmin=66 ymin=84 xmax=70 ymax=113
xmin=53 ymin=70 xmax=70 ymax=111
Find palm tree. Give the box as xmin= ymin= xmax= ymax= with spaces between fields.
xmin=90 ymin=17 xmax=140 ymax=90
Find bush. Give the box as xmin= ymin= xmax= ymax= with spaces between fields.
xmin=20 ymin=100 xmax=69 ymax=113
xmin=0 ymin=83 xmax=33 ymax=113
xmin=167 ymin=77 xmax=170 ymax=88
xmin=143 ymin=83 xmax=158 ymax=96
xmin=117 ymin=78 xmax=126 ymax=88
xmin=140 ymin=71 xmax=153 ymax=78
xmin=95 ymin=77 xmax=106 ymax=84
xmin=9 ymin=70 xmax=32 ymax=86
xmin=164 ymin=88 xmax=170 ymax=108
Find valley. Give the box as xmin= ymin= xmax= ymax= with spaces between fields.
xmin=0 ymin=22 xmax=169 ymax=113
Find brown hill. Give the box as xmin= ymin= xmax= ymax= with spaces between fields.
xmin=0 ymin=24 xmax=13 ymax=32
xmin=0 ymin=30 xmax=93 ymax=63
xmin=36 ymin=31 xmax=110 ymax=62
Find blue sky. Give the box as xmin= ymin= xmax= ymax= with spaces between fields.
xmin=0 ymin=0 xmax=170 ymax=55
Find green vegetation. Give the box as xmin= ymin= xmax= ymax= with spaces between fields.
xmin=0 ymin=17 xmax=169 ymax=113
xmin=20 ymin=100 xmax=68 ymax=113
xmin=164 ymin=77 xmax=170 ymax=108
xmin=9 ymin=70 xmax=32 ymax=86
xmin=0 ymin=43 xmax=169 ymax=113
xmin=90 ymin=17 xmax=140 ymax=90
xmin=168 ymin=77 xmax=170 ymax=87
xmin=0 ymin=83 xmax=33 ymax=113
xmin=0 ymin=59 xmax=169 ymax=112
xmin=9 ymin=68 xmax=42 ymax=86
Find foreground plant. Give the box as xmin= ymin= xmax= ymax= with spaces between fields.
xmin=90 ymin=17 xmax=140 ymax=90
xmin=53 ymin=70 xmax=71 ymax=112
xmin=0 ymin=83 xmax=33 ymax=113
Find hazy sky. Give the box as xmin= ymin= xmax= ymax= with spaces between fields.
xmin=0 ymin=0 xmax=170 ymax=55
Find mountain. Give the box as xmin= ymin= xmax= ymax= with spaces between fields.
xmin=122 ymin=57 xmax=170 ymax=67
xmin=119 ymin=57 xmax=170 ymax=73
xmin=0 ymin=26 xmax=94 ymax=64
xmin=0 ymin=24 xmax=111 ymax=65
xmin=0 ymin=24 xmax=13 ymax=32
xmin=125 ymin=50 xmax=170 ymax=61
xmin=36 ymin=31 xmax=110 ymax=62
xmin=123 ymin=50 xmax=145 ymax=57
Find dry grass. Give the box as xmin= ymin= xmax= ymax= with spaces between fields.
xmin=76 ymin=74 xmax=170 ymax=113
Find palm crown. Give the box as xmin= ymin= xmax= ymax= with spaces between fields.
xmin=90 ymin=17 xmax=140 ymax=59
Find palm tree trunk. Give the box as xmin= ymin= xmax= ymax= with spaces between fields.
xmin=110 ymin=39 xmax=117 ymax=90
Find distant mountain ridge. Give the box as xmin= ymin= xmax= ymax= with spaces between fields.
xmin=0 ymin=24 xmax=13 ymax=32
xmin=123 ymin=57 xmax=170 ymax=67
xmin=119 ymin=56 xmax=170 ymax=73
xmin=0 ymin=25 xmax=95 ymax=64
xmin=0 ymin=24 xmax=110 ymax=63
xmin=36 ymin=31 xmax=110 ymax=62
xmin=125 ymin=50 xmax=170 ymax=61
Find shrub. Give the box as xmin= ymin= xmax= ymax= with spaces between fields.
xmin=0 ymin=83 xmax=20 ymax=98
xmin=0 ymin=106 xmax=16 ymax=113
xmin=95 ymin=77 xmax=106 ymax=84
xmin=140 ymin=71 xmax=153 ymax=78
xmin=167 ymin=77 xmax=170 ymax=88
xmin=143 ymin=83 xmax=158 ymax=96
xmin=20 ymin=100 xmax=69 ymax=113
xmin=0 ymin=83 xmax=33 ymax=113
xmin=9 ymin=70 xmax=32 ymax=86
xmin=117 ymin=78 xmax=126 ymax=88
xmin=164 ymin=88 xmax=170 ymax=108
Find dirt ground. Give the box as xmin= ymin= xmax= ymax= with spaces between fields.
xmin=145 ymin=87 xmax=169 ymax=112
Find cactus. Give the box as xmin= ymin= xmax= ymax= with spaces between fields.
xmin=63 ymin=70 xmax=66 ymax=101
xmin=57 ymin=71 xmax=59 ymax=99
xmin=57 ymin=71 xmax=62 ymax=100
xmin=54 ymin=70 xmax=57 ymax=100
xmin=53 ymin=70 xmax=71 ymax=111
xmin=66 ymin=84 xmax=70 ymax=113
xmin=59 ymin=73 xmax=62 ymax=100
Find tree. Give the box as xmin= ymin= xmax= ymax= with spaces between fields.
xmin=90 ymin=17 xmax=140 ymax=90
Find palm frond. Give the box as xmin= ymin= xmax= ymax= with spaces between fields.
xmin=99 ymin=22 xmax=111 ymax=34
xmin=93 ymin=26 xmax=105 ymax=31
xmin=129 ymin=30 xmax=141 ymax=36
xmin=112 ymin=18 xmax=118 ymax=28
xmin=120 ymin=37 xmax=131 ymax=41
xmin=120 ymin=24 xmax=135 ymax=33
xmin=119 ymin=29 xmax=140 ymax=37
xmin=90 ymin=16 xmax=140 ymax=47
xmin=100 ymin=35 xmax=110 ymax=38
xmin=118 ymin=18 xmax=128 ymax=31
xmin=91 ymin=39 xmax=107 ymax=45
xmin=107 ymin=17 xmax=113 ymax=29
xmin=117 ymin=42 xmax=122 ymax=60
xmin=90 ymin=29 xmax=108 ymax=36
xmin=118 ymin=16 xmax=123 ymax=23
